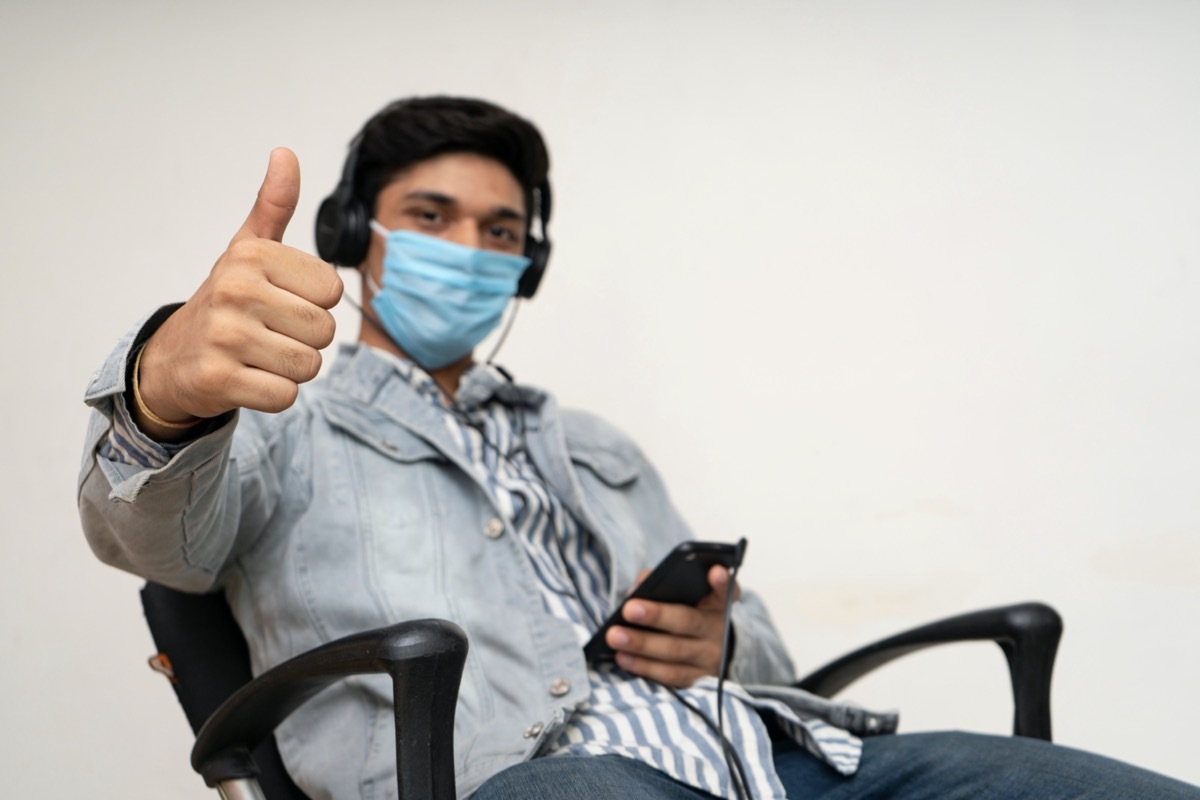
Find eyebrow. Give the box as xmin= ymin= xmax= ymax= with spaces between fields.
xmin=403 ymin=190 xmax=526 ymax=223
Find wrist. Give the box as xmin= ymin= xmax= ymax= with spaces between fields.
xmin=130 ymin=343 xmax=201 ymax=440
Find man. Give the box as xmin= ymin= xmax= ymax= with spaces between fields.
xmin=79 ymin=97 xmax=1198 ymax=799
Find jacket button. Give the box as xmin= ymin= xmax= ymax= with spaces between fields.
xmin=523 ymin=721 xmax=544 ymax=739
xmin=549 ymin=678 xmax=571 ymax=697
xmin=484 ymin=518 xmax=505 ymax=539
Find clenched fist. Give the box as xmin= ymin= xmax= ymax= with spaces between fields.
xmin=133 ymin=148 xmax=344 ymax=440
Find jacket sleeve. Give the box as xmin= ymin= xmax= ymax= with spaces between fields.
xmin=728 ymin=589 xmax=796 ymax=686
xmin=76 ymin=307 xmax=280 ymax=593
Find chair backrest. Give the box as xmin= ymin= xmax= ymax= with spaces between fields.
xmin=140 ymin=582 xmax=309 ymax=800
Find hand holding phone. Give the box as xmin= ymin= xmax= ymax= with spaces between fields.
xmin=583 ymin=539 xmax=747 ymax=663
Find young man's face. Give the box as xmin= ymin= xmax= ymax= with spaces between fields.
xmin=364 ymin=151 xmax=528 ymax=283
xmin=357 ymin=150 xmax=530 ymax=374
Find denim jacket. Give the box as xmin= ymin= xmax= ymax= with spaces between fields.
xmin=78 ymin=310 xmax=894 ymax=799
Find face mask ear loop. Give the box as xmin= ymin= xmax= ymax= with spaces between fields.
xmin=342 ymin=274 xmax=403 ymax=355
xmin=483 ymin=298 xmax=522 ymax=366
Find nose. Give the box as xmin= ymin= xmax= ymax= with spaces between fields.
xmin=444 ymin=219 xmax=481 ymax=250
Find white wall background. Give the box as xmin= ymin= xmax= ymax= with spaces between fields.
xmin=1 ymin=0 xmax=1197 ymax=795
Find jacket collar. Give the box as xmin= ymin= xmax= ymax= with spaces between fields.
xmin=328 ymin=343 xmax=546 ymax=411
xmin=318 ymin=343 xmax=547 ymax=480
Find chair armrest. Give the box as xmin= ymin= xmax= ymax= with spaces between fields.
xmin=794 ymin=602 xmax=1062 ymax=741
xmin=191 ymin=619 xmax=468 ymax=800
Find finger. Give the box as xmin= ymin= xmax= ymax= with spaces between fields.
xmin=273 ymin=255 xmax=348 ymax=311
xmin=697 ymin=565 xmax=741 ymax=611
xmin=233 ymin=147 xmax=300 ymax=244
xmin=218 ymin=365 xmax=302 ymax=414
xmin=622 ymin=598 xmax=716 ymax=639
xmin=216 ymin=236 xmax=344 ymax=312
xmin=622 ymin=568 xmax=653 ymax=598
xmin=184 ymin=304 xmax=325 ymax=394
xmin=247 ymin=283 xmax=338 ymax=350
xmin=165 ymin=349 xmax=302 ymax=418
xmin=607 ymin=624 xmax=719 ymax=669
xmin=205 ymin=250 xmax=341 ymax=344
xmin=613 ymin=651 xmax=707 ymax=688
xmin=263 ymin=303 xmax=338 ymax=352
xmin=261 ymin=247 xmax=345 ymax=310
xmin=238 ymin=328 xmax=325 ymax=385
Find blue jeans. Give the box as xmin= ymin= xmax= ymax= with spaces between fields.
xmin=472 ymin=732 xmax=1199 ymax=799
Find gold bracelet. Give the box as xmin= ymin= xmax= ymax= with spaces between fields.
xmin=131 ymin=345 xmax=201 ymax=430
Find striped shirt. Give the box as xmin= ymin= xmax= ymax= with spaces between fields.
xmin=400 ymin=358 xmax=861 ymax=799
xmin=104 ymin=348 xmax=863 ymax=798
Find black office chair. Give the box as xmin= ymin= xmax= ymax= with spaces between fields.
xmin=141 ymin=583 xmax=1061 ymax=800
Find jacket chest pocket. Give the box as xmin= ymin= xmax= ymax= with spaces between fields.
xmin=569 ymin=447 xmax=639 ymax=493
xmin=323 ymin=404 xmax=453 ymax=590
xmin=565 ymin=437 xmax=649 ymax=586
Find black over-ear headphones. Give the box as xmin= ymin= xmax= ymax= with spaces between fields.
xmin=315 ymin=138 xmax=553 ymax=299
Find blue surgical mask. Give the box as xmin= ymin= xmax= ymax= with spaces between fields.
xmin=367 ymin=221 xmax=530 ymax=369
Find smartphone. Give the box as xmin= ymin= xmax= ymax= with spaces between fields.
xmin=583 ymin=539 xmax=746 ymax=663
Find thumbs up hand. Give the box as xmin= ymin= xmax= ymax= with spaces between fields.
xmin=132 ymin=149 xmax=344 ymax=439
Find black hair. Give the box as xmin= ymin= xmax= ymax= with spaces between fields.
xmin=352 ymin=96 xmax=550 ymax=219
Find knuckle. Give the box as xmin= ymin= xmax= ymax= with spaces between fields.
xmin=304 ymin=348 xmax=324 ymax=380
xmin=290 ymin=299 xmax=321 ymax=330
xmin=206 ymin=319 xmax=240 ymax=350
xmin=224 ymin=237 xmax=265 ymax=265
xmin=275 ymin=346 xmax=304 ymax=379
xmin=321 ymin=268 xmax=345 ymax=307
xmin=209 ymin=318 xmax=255 ymax=357
xmin=275 ymin=381 xmax=300 ymax=410
xmin=258 ymin=379 xmax=299 ymax=413
xmin=689 ymin=611 xmax=714 ymax=637
xmin=313 ymin=311 xmax=337 ymax=348
xmin=294 ymin=304 xmax=337 ymax=349
xmin=208 ymin=274 xmax=255 ymax=309
xmin=278 ymin=344 xmax=322 ymax=383
xmin=192 ymin=360 xmax=229 ymax=398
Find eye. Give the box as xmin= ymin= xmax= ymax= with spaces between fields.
xmin=486 ymin=224 xmax=523 ymax=249
xmin=407 ymin=206 xmax=445 ymax=228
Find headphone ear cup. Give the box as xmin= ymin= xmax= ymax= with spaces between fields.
xmin=517 ymin=238 xmax=551 ymax=298
xmin=315 ymin=193 xmax=371 ymax=266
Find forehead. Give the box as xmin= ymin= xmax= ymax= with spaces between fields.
xmin=378 ymin=151 xmax=525 ymax=213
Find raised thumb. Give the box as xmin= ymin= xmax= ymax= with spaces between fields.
xmin=234 ymin=147 xmax=300 ymax=243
